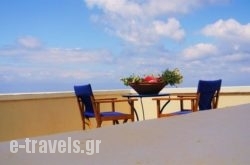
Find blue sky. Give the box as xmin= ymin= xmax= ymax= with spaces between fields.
xmin=0 ymin=0 xmax=250 ymax=93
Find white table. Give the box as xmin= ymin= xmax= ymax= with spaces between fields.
xmin=1 ymin=104 xmax=250 ymax=165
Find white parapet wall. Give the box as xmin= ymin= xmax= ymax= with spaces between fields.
xmin=0 ymin=86 xmax=249 ymax=141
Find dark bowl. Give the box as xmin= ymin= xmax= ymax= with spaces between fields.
xmin=129 ymin=82 xmax=166 ymax=95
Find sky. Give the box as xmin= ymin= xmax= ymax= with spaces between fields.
xmin=0 ymin=0 xmax=250 ymax=93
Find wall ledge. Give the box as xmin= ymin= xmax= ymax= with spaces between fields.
xmin=0 ymin=86 xmax=249 ymax=101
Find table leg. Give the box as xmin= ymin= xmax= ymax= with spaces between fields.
xmin=139 ymin=97 xmax=145 ymax=120
xmin=159 ymin=99 xmax=171 ymax=114
xmin=127 ymin=98 xmax=139 ymax=121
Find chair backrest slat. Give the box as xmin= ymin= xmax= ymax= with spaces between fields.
xmin=74 ymin=84 xmax=95 ymax=114
xmin=197 ymin=79 xmax=222 ymax=110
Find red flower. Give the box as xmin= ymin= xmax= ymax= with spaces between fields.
xmin=143 ymin=75 xmax=159 ymax=83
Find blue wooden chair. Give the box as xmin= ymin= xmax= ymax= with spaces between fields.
xmin=74 ymin=84 xmax=137 ymax=129
xmin=153 ymin=79 xmax=222 ymax=118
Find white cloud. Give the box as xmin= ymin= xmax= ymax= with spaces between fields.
xmin=86 ymin=0 xmax=221 ymax=46
xmin=17 ymin=36 xmax=42 ymax=49
xmin=85 ymin=0 xmax=231 ymax=46
xmin=182 ymin=43 xmax=218 ymax=60
xmin=199 ymin=19 xmax=250 ymax=72
xmin=0 ymin=37 xmax=113 ymax=64
xmin=86 ymin=0 xmax=229 ymax=16
xmin=0 ymin=37 xmax=115 ymax=83
xmin=202 ymin=19 xmax=250 ymax=43
xmin=153 ymin=18 xmax=185 ymax=41
xmin=84 ymin=0 xmax=230 ymax=46
xmin=240 ymin=67 xmax=250 ymax=73
xmin=112 ymin=17 xmax=185 ymax=46
xmin=223 ymin=52 xmax=250 ymax=62
xmin=33 ymin=48 xmax=113 ymax=64
xmin=144 ymin=0 xmax=201 ymax=15
xmin=85 ymin=0 xmax=142 ymax=17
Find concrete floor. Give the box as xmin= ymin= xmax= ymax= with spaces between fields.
xmin=0 ymin=103 xmax=250 ymax=165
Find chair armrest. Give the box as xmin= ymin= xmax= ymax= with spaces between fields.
xmin=152 ymin=96 xmax=198 ymax=114
xmin=95 ymin=98 xmax=137 ymax=103
xmin=112 ymin=98 xmax=138 ymax=103
xmin=95 ymin=98 xmax=117 ymax=101
xmin=152 ymin=97 xmax=197 ymax=101
xmin=176 ymin=93 xmax=198 ymax=98
xmin=94 ymin=98 xmax=138 ymax=113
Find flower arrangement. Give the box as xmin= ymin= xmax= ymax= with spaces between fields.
xmin=121 ymin=68 xmax=183 ymax=87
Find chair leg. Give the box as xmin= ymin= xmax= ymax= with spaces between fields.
xmin=86 ymin=119 xmax=92 ymax=128
xmin=82 ymin=122 xmax=85 ymax=130
xmin=123 ymin=119 xmax=128 ymax=123
xmin=97 ymin=122 xmax=101 ymax=128
xmin=83 ymin=118 xmax=92 ymax=130
xmin=82 ymin=117 xmax=85 ymax=130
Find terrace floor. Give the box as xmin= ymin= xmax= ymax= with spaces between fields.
xmin=0 ymin=103 xmax=250 ymax=164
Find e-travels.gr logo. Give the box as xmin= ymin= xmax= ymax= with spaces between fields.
xmin=10 ymin=137 xmax=101 ymax=155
